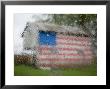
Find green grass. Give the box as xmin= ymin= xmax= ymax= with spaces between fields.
xmin=14 ymin=63 xmax=97 ymax=76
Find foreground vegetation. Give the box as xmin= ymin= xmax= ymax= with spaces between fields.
xmin=14 ymin=63 xmax=97 ymax=76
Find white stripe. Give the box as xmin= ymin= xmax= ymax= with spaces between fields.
xmin=38 ymin=60 xmax=84 ymax=64
xmin=38 ymin=55 xmax=92 ymax=59
xmin=38 ymin=45 xmax=91 ymax=50
xmin=39 ymin=49 xmax=92 ymax=54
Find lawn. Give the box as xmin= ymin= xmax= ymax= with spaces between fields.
xmin=14 ymin=63 xmax=97 ymax=76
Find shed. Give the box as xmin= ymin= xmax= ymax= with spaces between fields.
xmin=22 ymin=22 xmax=93 ymax=69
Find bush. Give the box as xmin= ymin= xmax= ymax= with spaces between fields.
xmin=14 ymin=55 xmax=33 ymax=65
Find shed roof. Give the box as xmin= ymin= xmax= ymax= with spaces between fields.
xmin=22 ymin=22 xmax=87 ymax=37
xmin=31 ymin=22 xmax=85 ymax=33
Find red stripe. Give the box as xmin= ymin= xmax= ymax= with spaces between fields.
xmin=37 ymin=58 xmax=81 ymax=61
xmin=39 ymin=51 xmax=92 ymax=56
xmin=57 ymin=35 xmax=90 ymax=41
xmin=57 ymin=42 xmax=91 ymax=46
xmin=38 ymin=47 xmax=91 ymax=51
xmin=37 ymin=57 xmax=92 ymax=60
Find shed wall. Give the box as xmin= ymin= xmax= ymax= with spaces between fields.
xmin=37 ymin=33 xmax=93 ymax=68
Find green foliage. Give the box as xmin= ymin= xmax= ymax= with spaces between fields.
xmin=50 ymin=14 xmax=97 ymax=27
xmin=14 ymin=63 xmax=97 ymax=76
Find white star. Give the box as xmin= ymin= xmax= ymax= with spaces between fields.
xmin=47 ymin=34 xmax=49 ymax=36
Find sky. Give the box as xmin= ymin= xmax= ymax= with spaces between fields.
xmin=14 ymin=14 xmax=48 ymax=54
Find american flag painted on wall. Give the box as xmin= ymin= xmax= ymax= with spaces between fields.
xmin=37 ymin=31 xmax=93 ymax=67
